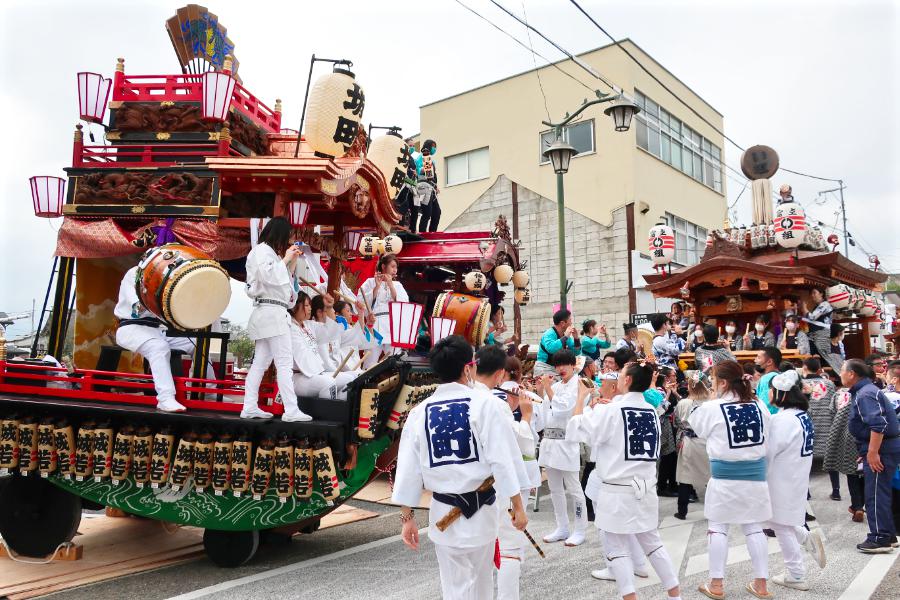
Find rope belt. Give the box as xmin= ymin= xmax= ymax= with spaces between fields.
xmin=255 ymin=298 xmax=291 ymax=309
xmin=542 ymin=427 xmax=567 ymax=440
xmin=710 ymin=457 xmax=767 ymax=481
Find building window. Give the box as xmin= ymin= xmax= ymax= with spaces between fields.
xmin=539 ymin=120 xmax=595 ymax=164
xmin=664 ymin=212 xmax=708 ymax=266
xmin=445 ymin=147 xmax=490 ymax=186
xmin=634 ymin=90 xmax=723 ymax=194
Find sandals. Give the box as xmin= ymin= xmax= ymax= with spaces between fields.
xmin=746 ymin=582 xmax=774 ymax=599
xmin=698 ymin=583 xmax=725 ymax=600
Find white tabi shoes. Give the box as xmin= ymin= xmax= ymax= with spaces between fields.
xmin=157 ymin=398 xmax=187 ymax=413
xmin=591 ymin=566 xmax=650 ymax=581
xmin=564 ymin=531 xmax=586 ymax=547
xmin=282 ymin=409 xmax=313 ymax=423
xmin=771 ymin=573 xmax=810 ymax=591
xmin=240 ymin=406 xmax=274 ymax=419
xmin=543 ymin=528 xmax=570 ymax=543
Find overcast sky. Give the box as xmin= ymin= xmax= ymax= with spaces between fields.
xmin=1 ymin=0 xmax=897 ymax=337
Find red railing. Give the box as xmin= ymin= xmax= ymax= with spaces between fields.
xmin=113 ymin=73 xmax=281 ymax=132
xmin=75 ymin=142 xmax=242 ymax=168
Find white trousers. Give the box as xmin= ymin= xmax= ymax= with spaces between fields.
xmin=598 ymin=526 xmax=649 ymax=569
xmin=604 ymin=529 xmax=679 ymax=597
xmin=293 ymin=371 xmax=358 ymax=400
xmin=497 ymin=491 xmax=530 ymax=600
xmin=434 ymin=542 xmax=494 ymax=600
xmin=767 ymin=522 xmax=808 ymax=579
xmin=244 ymin=332 xmax=298 ymax=414
xmin=708 ymin=521 xmax=768 ymax=580
xmin=116 ymin=325 xmax=200 ymax=403
xmin=545 ymin=467 xmax=587 ymax=535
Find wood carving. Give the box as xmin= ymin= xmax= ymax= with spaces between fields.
xmin=492 ymin=215 xmax=512 ymax=242
xmin=74 ymin=172 xmax=213 ymax=206
xmin=350 ymin=187 xmax=371 ymax=219
xmin=701 ymin=231 xmax=750 ymax=262
xmin=345 ymin=126 xmax=368 ymax=159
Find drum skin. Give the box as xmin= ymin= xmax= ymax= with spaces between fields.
xmin=432 ymin=292 xmax=491 ymax=347
xmin=136 ymin=244 xmax=230 ymax=330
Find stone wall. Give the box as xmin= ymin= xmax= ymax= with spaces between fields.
xmin=444 ymin=175 xmax=631 ymax=347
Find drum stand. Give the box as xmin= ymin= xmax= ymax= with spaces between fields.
xmin=164 ymin=329 xmax=231 ymax=401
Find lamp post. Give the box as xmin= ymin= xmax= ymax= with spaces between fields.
xmin=542 ymin=91 xmax=640 ymax=310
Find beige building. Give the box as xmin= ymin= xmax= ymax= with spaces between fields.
xmin=420 ymin=39 xmax=729 ymax=343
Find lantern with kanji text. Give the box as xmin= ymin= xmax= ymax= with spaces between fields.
xmin=368 ymin=131 xmax=409 ymax=199
xmin=305 ymin=66 xmax=364 ymax=158
xmin=383 ymin=234 xmax=403 ymax=255
xmin=648 ymin=224 xmax=675 ymax=266
xmin=773 ymin=202 xmax=807 ymax=249
xmin=464 ymin=271 xmax=487 ymax=293
xmin=359 ymin=236 xmax=379 ymax=257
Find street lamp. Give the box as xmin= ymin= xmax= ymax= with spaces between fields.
xmin=542 ymin=92 xmax=640 ymax=310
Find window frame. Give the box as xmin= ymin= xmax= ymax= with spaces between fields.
xmin=539 ymin=119 xmax=596 ymax=165
xmin=445 ymin=146 xmax=491 ymax=187
xmin=664 ymin=211 xmax=708 ymax=266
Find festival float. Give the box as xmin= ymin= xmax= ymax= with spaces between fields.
xmin=642 ymin=145 xmax=889 ymax=368
xmin=0 ymin=6 xmax=529 ymax=567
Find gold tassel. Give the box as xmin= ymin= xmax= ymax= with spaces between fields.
xmin=131 ymin=426 xmax=154 ymax=487
xmin=273 ymin=437 xmax=293 ymax=502
xmin=91 ymin=422 xmax=114 ymax=481
xmin=149 ymin=428 xmax=176 ymax=488
xmin=211 ymin=433 xmax=233 ymax=495
xmin=250 ymin=438 xmax=275 ymax=500
xmin=192 ymin=432 xmax=214 ymax=492
xmin=37 ymin=418 xmax=57 ymax=477
xmin=17 ymin=417 xmax=38 ymax=476
xmin=293 ymin=438 xmax=313 ymax=499
xmin=110 ymin=425 xmax=135 ymax=485
xmin=230 ymin=435 xmax=253 ymax=497
xmin=0 ymin=415 xmax=20 ymax=474
xmin=54 ymin=420 xmax=76 ymax=478
xmin=313 ymin=441 xmax=340 ymax=502
xmin=74 ymin=422 xmax=96 ymax=481
xmin=170 ymin=432 xmax=196 ymax=491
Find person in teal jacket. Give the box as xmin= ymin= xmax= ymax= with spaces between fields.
xmin=754 ymin=346 xmax=783 ymax=414
xmin=533 ymin=309 xmax=581 ymax=376
xmin=580 ymin=319 xmax=611 ymax=360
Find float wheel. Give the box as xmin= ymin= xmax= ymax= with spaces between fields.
xmin=299 ymin=518 xmax=321 ymax=535
xmin=202 ymin=528 xmax=260 ymax=568
xmin=0 ymin=475 xmax=82 ymax=557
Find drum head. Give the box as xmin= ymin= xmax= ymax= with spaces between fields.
xmin=166 ymin=265 xmax=231 ymax=329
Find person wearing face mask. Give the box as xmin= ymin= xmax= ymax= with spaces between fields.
xmin=754 ymin=347 xmax=783 ymax=415
xmin=688 ymin=325 xmax=705 ymax=352
xmin=534 ymin=349 xmax=588 ymax=547
xmin=694 ymin=325 xmax=736 ymax=374
xmin=777 ymin=314 xmax=810 ymax=354
xmin=799 ymin=287 xmax=834 ymax=360
xmin=722 ymin=320 xmax=743 ymax=351
xmin=567 ymin=363 xmax=684 ymax=600
xmin=415 ymin=139 xmax=441 ymax=233
xmin=689 ymin=360 xmax=773 ymax=600
xmin=744 ymin=315 xmax=775 ymax=351
xmin=764 ymin=370 xmax=827 ymax=590
xmin=392 ymin=335 xmax=528 ymax=600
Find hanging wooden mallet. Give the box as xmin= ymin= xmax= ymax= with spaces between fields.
xmin=435 ymin=476 xmax=495 ymax=531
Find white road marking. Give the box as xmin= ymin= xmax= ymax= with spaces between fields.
xmin=836 ymin=551 xmax=900 ymax=600
xmin=637 ymin=520 xmax=695 ymax=589
xmin=684 ymin=537 xmax=781 ymax=576
xmin=165 ymin=527 xmax=427 ymax=600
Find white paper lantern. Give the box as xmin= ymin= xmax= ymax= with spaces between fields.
xmin=288 ymin=200 xmax=311 ymax=227
xmin=368 ymin=132 xmax=408 ymax=198
xmin=77 ymin=72 xmax=112 ymax=124
xmin=860 ymin=294 xmax=877 ymax=317
xmin=773 ymin=202 xmax=807 ymax=249
xmin=305 ymin=67 xmax=364 ymax=158
xmin=431 ymin=317 xmax=457 ymax=345
xmin=826 ymin=284 xmax=852 ymax=310
xmin=359 ymin=235 xmax=378 ymax=257
xmin=648 ymin=224 xmax=675 ymax=266
xmin=493 ymin=264 xmax=514 ymax=285
xmin=512 ymin=270 xmax=529 ymax=288
xmin=374 ymin=238 xmax=386 ymax=256
xmin=514 ymin=287 xmax=530 ymax=306
xmin=201 ymin=71 xmax=237 ymax=122
xmin=464 ymin=271 xmax=488 ymax=292
xmin=29 ymin=176 xmax=65 ymax=218
xmin=383 ymin=234 xmax=403 ymax=255
xmin=388 ymin=301 xmax=424 ymax=349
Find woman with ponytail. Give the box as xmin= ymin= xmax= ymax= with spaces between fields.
xmin=689 ymin=360 xmax=772 ymax=599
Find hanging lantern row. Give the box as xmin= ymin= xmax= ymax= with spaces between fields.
xmin=358 ymin=234 xmax=403 ymax=257
xmin=305 ymin=66 xmax=364 ymax=158
xmin=514 ymin=287 xmax=530 ymax=306
xmin=826 ymin=284 xmax=885 ymax=317
xmin=773 ymin=202 xmax=807 ymax=249
xmin=29 ymin=176 xmax=66 ymax=218
xmin=77 ymin=72 xmax=112 ymax=124
xmin=288 ymin=200 xmax=311 ymax=227
xmin=493 ymin=264 xmax=514 ymax=285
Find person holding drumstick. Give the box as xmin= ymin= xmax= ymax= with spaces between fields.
xmin=242 ymin=217 xmax=311 ymax=422
xmin=357 ymin=253 xmax=409 ymax=368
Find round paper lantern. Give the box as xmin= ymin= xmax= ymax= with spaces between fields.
xmin=512 ymin=270 xmax=529 ymax=288
xmin=374 ymin=238 xmax=386 ymax=256
xmin=860 ymin=294 xmax=877 ymax=317
xmin=368 ymin=132 xmax=408 ymax=199
xmin=493 ymin=264 xmax=514 ymax=285
xmin=648 ymin=224 xmax=675 ymax=266
xmin=773 ymin=202 xmax=807 ymax=249
xmin=359 ymin=235 xmax=378 ymax=257
xmin=305 ymin=67 xmax=364 ymax=158
xmin=826 ymin=284 xmax=852 ymax=310
xmin=514 ymin=288 xmax=530 ymax=306
xmin=464 ymin=271 xmax=487 ymax=292
xmin=383 ymin=234 xmax=403 ymax=255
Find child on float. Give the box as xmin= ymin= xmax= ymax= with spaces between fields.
xmin=764 ymin=370 xmax=827 ymax=590
xmin=689 ymin=360 xmax=773 ymax=600
xmin=333 ymin=300 xmax=382 ymax=371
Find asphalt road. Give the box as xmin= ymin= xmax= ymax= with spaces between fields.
xmin=40 ymin=471 xmax=900 ymax=600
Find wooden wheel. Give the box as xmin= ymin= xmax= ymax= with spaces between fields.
xmin=0 ymin=475 xmax=82 ymax=557
xmin=202 ymin=528 xmax=260 ymax=568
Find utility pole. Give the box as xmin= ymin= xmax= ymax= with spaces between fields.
xmin=818 ymin=181 xmax=848 ymax=257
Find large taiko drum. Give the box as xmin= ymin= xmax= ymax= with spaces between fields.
xmin=136 ymin=244 xmax=231 ymax=330
xmin=432 ymin=292 xmax=491 ymax=347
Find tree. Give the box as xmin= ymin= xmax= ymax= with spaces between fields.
xmin=224 ymin=323 xmax=255 ymax=369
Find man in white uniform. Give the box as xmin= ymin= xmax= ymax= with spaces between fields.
xmin=567 ymin=363 xmax=683 ymax=600
xmin=393 ymin=335 xmax=528 ymax=600
xmin=115 ymin=265 xmax=198 ymax=413
xmin=535 ymin=349 xmax=588 ymax=546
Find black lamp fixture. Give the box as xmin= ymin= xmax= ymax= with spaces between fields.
xmin=603 ymin=95 xmax=641 ymax=132
xmin=542 ymin=137 xmax=578 ymax=175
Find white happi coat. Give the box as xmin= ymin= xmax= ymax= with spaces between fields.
xmin=567 ymin=392 xmax=661 ymax=534
xmin=767 ymin=407 xmax=815 ymax=526
xmin=474 ymin=382 xmax=533 ymax=492
xmin=356 ymin=276 xmax=409 ymax=343
xmin=391 ymin=382 xmax=523 ymax=548
xmin=245 ymin=243 xmax=296 ymax=341
xmin=335 ymin=318 xmax=381 ymax=371
xmin=537 ymin=375 xmax=581 ymax=472
xmin=288 ymin=318 xmax=341 ymax=377
xmin=689 ymin=393 xmax=773 ymax=524
xmin=500 ymin=381 xmax=542 ymax=488
xmin=309 ymin=317 xmax=350 ymax=373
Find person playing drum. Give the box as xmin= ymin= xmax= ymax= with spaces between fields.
xmin=115 ymin=266 xmax=206 ymax=413
xmin=357 ymin=253 xmax=409 ymax=367
xmin=242 ymin=217 xmax=312 ymax=422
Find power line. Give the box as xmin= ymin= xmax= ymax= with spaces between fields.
xmin=519 ymin=0 xmax=551 ymax=121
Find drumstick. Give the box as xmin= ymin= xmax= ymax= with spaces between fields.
xmin=745 ymin=323 xmax=751 ymax=336
xmin=332 ymin=350 xmax=356 ymax=377
xmin=436 ymin=476 xmax=495 ymax=531
xmin=509 ymin=509 xmax=546 ymax=558
xmin=352 ymin=351 xmax=371 ymax=372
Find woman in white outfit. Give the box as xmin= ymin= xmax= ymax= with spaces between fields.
xmin=689 ymin=360 xmax=772 ymax=599
xmin=356 ymin=253 xmax=408 ymax=368
xmin=288 ymin=291 xmax=359 ymax=400
xmin=567 ymin=363 xmax=683 ymax=600
xmin=535 ymin=349 xmax=588 ymax=547
xmin=242 ymin=217 xmax=310 ymax=422
xmin=765 ymin=370 xmax=827 ymax=590
xmin=334 ymin=300 xmax=382 ymax=371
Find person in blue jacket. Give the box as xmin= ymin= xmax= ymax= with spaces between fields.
xmin=533 ymin=309 xmax=581 ymax=376
xmin=843 ymin=358 xmax=900 ymax=553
